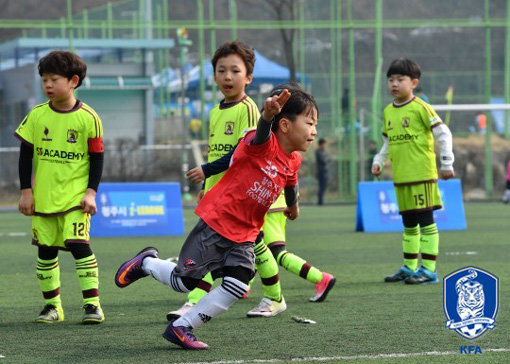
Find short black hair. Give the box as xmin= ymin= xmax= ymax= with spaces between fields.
xmin=318 ymin=138 xmax=326 ymax=145
xmin=386 ymin=58 xmax=421 ymax=79
xmin=269 ymin=82 xmax=319 ymax=132
xmin=211 ymin=41 xmax=255 ymax=76
xmin=38 ymin=51 xmax=87 ymax=89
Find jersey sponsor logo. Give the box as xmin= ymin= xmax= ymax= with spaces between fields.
xmin=36 ymin=147 xmax=86 ymax=161
xmin=67 ymin=129 xmax=79 ymax=143
xmin=402 ymin=117 xmax=410 ymax=128
xmin=388 ymin=134 xmax=419 ymax=142
xmin=42 ymin=126 xmax=52 ymax=141
xmin=225 ymin=121 xmax=234 ymax=135
xmin=208 ymin=143 xmax=235 ymax=153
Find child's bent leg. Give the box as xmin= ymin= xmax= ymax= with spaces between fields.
xmin=173 ymin=266 xmax=251 ymax=329
xmin=142 ymin=256 xmax=195 ymax=293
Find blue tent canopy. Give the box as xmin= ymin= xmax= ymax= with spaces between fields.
xmin=165 ymin=50 xmax=307 ymax=92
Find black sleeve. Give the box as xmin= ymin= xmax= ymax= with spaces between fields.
xmin=19 ymin=143 xmax=33 ymax=189
xmin=252 ymin=117 xmax=273 ymax=145
xmin=202 ymin=145 xmax=237 ymax=178
xmin=88 ymin=152 xmax=104 ymax=191
xmin=284 ymin=183 xmax=299 ymax=207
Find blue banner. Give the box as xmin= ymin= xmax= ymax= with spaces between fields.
xmin=356 ymin=179 xmax=466 ymax=232
xmin=90 ymin=182 xmax=185 ymax=237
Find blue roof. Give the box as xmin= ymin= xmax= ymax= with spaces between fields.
xmin=165 ymin=50 xmax=307 ymax=92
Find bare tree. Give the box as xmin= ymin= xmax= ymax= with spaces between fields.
xmin=244 ymin=0 xmax=298 ymax=82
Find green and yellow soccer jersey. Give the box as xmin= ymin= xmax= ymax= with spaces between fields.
xmin=15 ymin=101 xmax=103 ymax=215
xmin=204 ymin=95 xmax=259 ymax=192
xmin=382 ymin=96 xmax=442 ymax=184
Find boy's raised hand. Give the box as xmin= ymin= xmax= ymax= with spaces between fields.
xmin=262 ymin=89 xmax=291 ymax=121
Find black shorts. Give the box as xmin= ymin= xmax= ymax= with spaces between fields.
xmin=173 ymin=219 xmax=256 ymax=280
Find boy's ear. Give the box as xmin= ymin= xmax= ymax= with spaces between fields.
xmin=245 ymin=73 xmax=253 ymax=85
xmin=279 ymin=117 xmax=290 ymax=133
xmin=412 ymin=78 xmax=419 ymax=88
xmin=70 ymin=75 xmax=80 ymax=88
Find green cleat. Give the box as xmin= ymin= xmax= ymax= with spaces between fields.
xmin=82 ymin=304 xmax=105 ymax=324
xmin=36 ymin=304 xmax=64 ymax=323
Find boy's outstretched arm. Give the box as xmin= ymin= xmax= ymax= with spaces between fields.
xmin=186 ymin=146 xmax=238 ymax=184
xmin=432 ymin=123 xmax=455 ymax=179
xmin=18 ymin=142 xmax=34 ymax=216
xmin=371 ymin=135 xmax=388 ymax=177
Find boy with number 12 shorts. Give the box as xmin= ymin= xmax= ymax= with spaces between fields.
xmin=15 ymin=51 xmax=105 ymax=323
xmin=372 ymin=58 xmax=455 ymax=284
xmin=115 ymin=85 xmax=319 ymax=350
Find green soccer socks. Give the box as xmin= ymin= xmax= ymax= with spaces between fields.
xmin=402 ymin=225 xmax=420 ymax=271
xmin=37 ymin=257 xmax=62 ymax=308
xmin=254 ymin=240 xmax=282 ymax=302
xmin=276 ymin=250 xmax=323 ymax=284
xmin=75 ymin=255 xmax=100 ymax=306
xmin=420 ymin=223 xmax=439 ymax=272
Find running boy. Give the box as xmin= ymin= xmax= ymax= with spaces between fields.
xmin=115 ymin=85 xmax=318 ymax=349
xmin=15 ymin=51 xmax=105 ymax=323
xmin=372 ymin=58 xmax=455 ymax=284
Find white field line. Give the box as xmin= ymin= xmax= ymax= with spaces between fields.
xmin=7 ymin=232 xmax=27 ymax=237
xmin=174 ymin=348 xmax=510 ymax=364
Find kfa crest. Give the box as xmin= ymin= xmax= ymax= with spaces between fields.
xmin=443 ymin=266 xmax=498 ymax=340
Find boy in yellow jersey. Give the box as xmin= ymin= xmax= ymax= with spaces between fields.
xmin=15 ymin=51 xmax=104 ymax=323
xmin=372 ymin=58 xmax=455 ymax=284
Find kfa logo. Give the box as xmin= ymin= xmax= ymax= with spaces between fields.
xmin=67 ymin=129 xmax=78 ymax=143
xmin=443 ymin=266 xmax=498 ymax=339
xmin=224 ymin=121 xmax=234 ymax=135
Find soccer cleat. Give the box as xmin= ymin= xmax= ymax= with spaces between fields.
xmin=309 ymin=272 xmax=336 ymax=302
xmin=162 ymin=321 xmax=209 ymax=350
xmin=166 ymin=302 xmax=195 ymax=321
xmin=82 ymin=304 xmax=105 ymax=324
xmin=35 ymin=304 xmax=64 ymax=323
xmin=384 ymin=266 xmax=415 ymax=282
xmin=246 ymin=297 xmax=287 ymax=317
xmin=405 ymin=266 xmax=439 ymax=285
xmin=115 ymin=247 xmax=159 ymax=288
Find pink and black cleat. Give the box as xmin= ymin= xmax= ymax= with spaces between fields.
xmin=114 ymin=247 xmax=159 ymax=288
xmin=309 ymin=272 xmax=336 ymax=302
xmin=162 ymin=321 xmax=209 ymax=350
